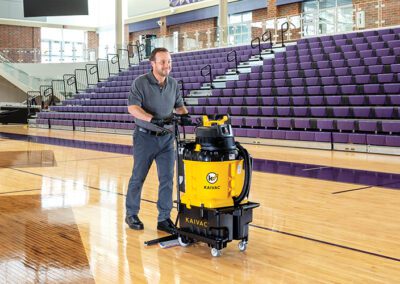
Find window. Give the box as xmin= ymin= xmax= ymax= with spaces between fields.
xmin=302 ymin=0 xmax=353 ymax=36
xmin=227 ymin=12 xmax=252 ymax=45
xmin=41 ymin=28 xmax=86 ymax=62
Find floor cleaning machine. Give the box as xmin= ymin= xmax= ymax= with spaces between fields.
xmin=145 ymin=114 xmax=259 ymax=257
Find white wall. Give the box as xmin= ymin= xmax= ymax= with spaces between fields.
xmin=10 ymin=62 xmax=95 ymax=80
xmin=0 ymin=75 xmax=26 ymax=103
xmin=0 ymin=0 xmax=46 ymax=21
xmin=128 ymin=0 xmax=170 ymax=17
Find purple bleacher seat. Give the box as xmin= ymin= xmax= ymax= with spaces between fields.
xmin=274 ymin=71 xmax=286 ymax=79
xmin=332 ymin=60 xmax=346 ymax=68
xmin=244 ymin=117 xmax=259 ymax=128
xmin=355 ymin=75 xmax=371 ymax=84
xmin=383 ymin=84 xmax=400 ymax=93
xmin=276 ymin=118 xmax=292 ymax=129
xmin=378 ymin=74 xmax=396 ymax=83
xmin=246 ymin=97 xmax=258 ymax=105
xmin=388 ymin=40 xmax=400 ymax=49
xmin=351 ymin=66 xmax=366 ymax=75
xmin=304 ymin=69 xmax=318 ymax=77
xmin=332 ymin=133 xmax=348 ymax=143
xmin=293 ymin=107 xmax=308 ymax=117
xmin=388 ymin=95 xmax=400 ymax=105
xmin=317 ymin=119 xmax=335 ymax=131
xmin=276 ymin=107 xmax=291 ymax=116
xmin=359 ymin=121 xmax=378 ymax=133
xmin=382 ymin=121 xmax=400 ymax=133
xmin=374 ymin=107 xmax=394 ymax=118
xmin=294 ymin=118 xmax=311 ymax=129
xmin=315 ymin=132 xmax=332 ymax=142
xmin=353 ymin=107 xmax=371 ymax=118
xmin=323 ymin=86 xmax=339 ymax=95
xmin=319 ymin=68 xmax=333 ymax=77
xmin=271 ymin=130 xmax=286 ymax=140
xmin=260 ymin=117 xmax=276 ymax=128
xmin=386 ymin=136 xmax=400 ymax=147
xmin=381 ymin=56 xmax=396 ymax=64
xmin=259 ymin=129 xmax=273 ymax=138
xmin=292 ymin=96 xmax=307 ymax=106
xmin=233 ymin=128 xmax=246 ymax=137
xmin=336 ymin=120 xmax=355 ymax=132
xmin=321 ymin=77 xmax=336 ymax=85
xmin=299 ymin=132 xmax=316 ymax=142
xmin=246 ymin=106 xmax=259 ymax=116
xmin=340 ymin=85 xmax=357 ymax=95
xmin=309 ymin=96 xmax=324 ymax=105
xmin=310 ymin=107 xmax=327 ymax=117
xmin=285 ymin=131 xmax=300 ymax=140
xmin=307 ymin=86 xmax=322 ymax=95
xmin=230 ymin=106 xmax=242 ymax=115
xmin=367 ymin=134 xmax=386 ymax=146
xmin=368 ymin=95 xmax=386 ymax=105
xmin=326 ymin=96 xmax=342 ymax=105
xmin=277 ymin=97 xmax=290 ymax=105
xmin=333 ymin=107 xmax=350 ymax=118
xmin=348 ymin=133 xmax=367 ymax=144
xmin=291 ymin=87 xmax=305 ymax=96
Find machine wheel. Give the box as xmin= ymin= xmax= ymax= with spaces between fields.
xmin=211 ymin=248 xmax=222 ymax=257
xmin=238 ymin=240 xmax=247 ymax=252
xmin=178 ymin=236 xmax=190 ymax=247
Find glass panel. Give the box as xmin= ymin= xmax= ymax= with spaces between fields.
xmin=242 ymin=12 xmax=252 ymax=22
xmin=319 ymin=8 xmax=336 ymax=34
xmin=337 ymin=5 xmax=353 ymax=33
xmin=302 ymin=13 xmax=317 ymax=36
xmin=320 ymin=0 xmax=336 ymax=9
xmin=337 ymin=0 xmax=352 ymax=5
xmin=303 ymin=0 xmax=318 ymax=12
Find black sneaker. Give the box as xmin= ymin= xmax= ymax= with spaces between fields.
xmin=157 ymin=218 xmax=176 ymax=234
xmin=125 ymin=215 xmax=144 ymax=230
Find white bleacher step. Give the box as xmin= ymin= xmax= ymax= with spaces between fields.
xmin=188 ymin=90 xmax=213 ymax=97
xmin=239 ymin=60 xmax=263 ymax=67
xmin=228 ymin=67 xmax=251 ymax=73
xmin=214 ymin=74 xmax=239 ymax=81
xmin=201 ymin=82 xmax=226 ymax=89
xmin=183 ymin=97 xmax=199 ymax=105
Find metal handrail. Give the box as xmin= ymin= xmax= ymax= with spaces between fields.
xmin=178 ymin=79 xmax=186 ymax=99
xmin=107 ymin=54 xmax=120 ymax=74
xmin=261 ymin=30 xmax=274 ymax=54
xmin=227 ymin=50 xmax=239 ymax=74
xmin=200 ymin=64 xmax=213 ymax=89
xmin=97 ymin=58 xmax=110 ymax=81
xmin=63 ymin=74 xmax=78 ymax=94
xmin=280 ymin=22 xmax=296 ymax=47
xmin=251 ymin=37 xmax=263 ymax=60
xmin=86 ymin=64 xmax=100 ymax=85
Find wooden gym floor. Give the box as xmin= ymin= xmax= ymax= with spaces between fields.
xmin=0 ymin=125 xmax=399 ymax=283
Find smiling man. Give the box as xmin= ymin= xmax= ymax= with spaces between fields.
xmin=125 ymin=47 xmax=188 ymax=234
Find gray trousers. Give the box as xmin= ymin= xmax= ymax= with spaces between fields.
xmin=126 ymin=130 xmax=175 ymax=222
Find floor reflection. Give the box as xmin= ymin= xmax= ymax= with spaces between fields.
xmin=0 ymin=150 xmax=57 ymax=168
xmin=0 ymin=194 xmax=94 ymax=283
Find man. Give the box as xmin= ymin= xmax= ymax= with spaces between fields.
xmin=126 ymin=47 xmax=188 ymax=234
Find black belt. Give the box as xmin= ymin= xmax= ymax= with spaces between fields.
xmin=137 ymin=127 xmax=169 ymax=136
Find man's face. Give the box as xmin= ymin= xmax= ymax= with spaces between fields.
xmin=151 ymin=51 xmax=172 ymax=78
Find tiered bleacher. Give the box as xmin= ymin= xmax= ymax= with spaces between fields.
xmin=36 ymin=27 xmax=400 ymax=150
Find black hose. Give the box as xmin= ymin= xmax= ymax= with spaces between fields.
xmin=233 ymin=142 xmax=252 ymax=206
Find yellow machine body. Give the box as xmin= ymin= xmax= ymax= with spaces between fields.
xmin=181 ymin=159 xmax=246 ymax=209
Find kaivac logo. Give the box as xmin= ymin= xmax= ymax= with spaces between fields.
xmin=206 ymin=172 xmax=218 ymax=184
xmin=185 ymin=217 xmax=208 ymax=227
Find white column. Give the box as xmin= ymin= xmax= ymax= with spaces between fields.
xmin=115 ymin=0 xmax=123 ymax=49
xmin=218 ymin=0 xmax=228 ymax=46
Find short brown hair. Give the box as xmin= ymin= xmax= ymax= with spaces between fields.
xmin=149 ymin=47 xmax=169 ymax=62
